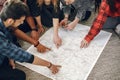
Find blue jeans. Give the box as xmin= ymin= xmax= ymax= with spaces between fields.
xmin=103 ymin=17 xmax=120 ymax=29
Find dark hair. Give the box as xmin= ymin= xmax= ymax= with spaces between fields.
xmin=107 ymin=0 xmax=116 ymax=12
xmin=37 ymin=0 xmax=58 ymax=12
xmin=0 ymin=0 xmax=30 ymax=21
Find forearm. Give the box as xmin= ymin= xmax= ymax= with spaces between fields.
xmin=14 ymin=29 xmax=37 ymax=45
xmin=76 ymin=7 xmax=87 ymax=21
xmin=35 ymin=16 xmax=42 ymax=28
xmin=84 ymin=8 xmax=107 ymax=43
xmin=53 ymin=18 xmax=59 ymax=37
xmin=73 ymin=17 xmax=80 ymax=23
xmin=32 ymin=56 xmax=51 ymax=67
xmin=26 ymin=16 xmax=36 ymax=29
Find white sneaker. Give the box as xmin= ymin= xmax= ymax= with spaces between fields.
xmin=115 ymin=24 xmax=120 ymax=35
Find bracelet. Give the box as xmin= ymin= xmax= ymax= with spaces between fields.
xmin=31 ymin=28 xmax=38 ymax=31
xmin=47 ymin=63 xmax=52 ymax=68
xmin=34 ymin=41 xmax=39 ymax=47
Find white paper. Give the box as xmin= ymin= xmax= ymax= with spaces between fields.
xmin=18 ymin=24 xmax=112 ymax=80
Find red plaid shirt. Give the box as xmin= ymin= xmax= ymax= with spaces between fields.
xmin=85 ymin=0 xmax=120 ymax=43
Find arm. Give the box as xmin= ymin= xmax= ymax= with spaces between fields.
xmin=26 ymin=16 xmax=39 ymax=40
xmin=80 ymin=1 xmax=108 ymax=48
xmin=53 ymin=18 xmax=62 ymax=48
xmin=26 ymin=16 xmax=36 ymax=29
xmin=60 ymin=4 xmax=70 ymax=27
xmin=32 ymin=56 xmax=61 ymax=74
xmin=14 ymin=29 xmax=38 ymax=45
xmin=14 ymin=29 xmax=50 ymax=53
xmin=53 ymin=18 xmax=59 ymax=37
xmin=65 ymin=3 xmax=86 ymax=30
xmin=35 ymin=16 xmax=42 ymax=27
xmin=0 ymin=34 xmax=60 ymax=74
xmin=84 ymin=3 xmax=108 ymax=43
xmin=52 ymin=3 xmax=63 ymax=48
xmin=35 ymin=16 xmax=44 ymax=33
xmin=26 ymin=0 xmax=44 ymax=33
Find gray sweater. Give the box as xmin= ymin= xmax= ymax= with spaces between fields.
xmin=60 ymin=0 xmax=94 ymax=20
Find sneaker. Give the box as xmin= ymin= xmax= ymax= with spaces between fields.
xmin=115 ymin=24 xmax=120 ymax=35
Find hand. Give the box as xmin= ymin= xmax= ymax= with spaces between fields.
xmin=53 ymin=36 xmax=62 ymax=48
xmin=60 ymin=18 xmax=68 ymax=28
xmin=36 ymin=43 xmax=51 ymax=53
xmin=65 ymin=21 xmax=77 ymax=30
xmin=31 ymin=30 xmax=39 ymax=40
xmin=49 ymin=63 xmax=61 ymax=74
xmin=38 ymin=25 xmax=44 ymax=34
xmin=80 ymin=39 xmax=89 ymax=48
xmin=9 ymin=59 xmax=16 ymax=69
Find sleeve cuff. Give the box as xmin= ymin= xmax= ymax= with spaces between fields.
xmin=84 ymin=36 xmax=91 ymax=43
xmin=8 ymin=26 xmax=18 ymax=32
xmin=28 ymin=55 xmax=34 ymax=63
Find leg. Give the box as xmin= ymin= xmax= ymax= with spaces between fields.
xmin=102 ymin=17 xmax=120 ymax=29
xmin=0 ymin=57 xmax=26 ymax=80
xmin=0 ymin=68 xmax=26 ymax=80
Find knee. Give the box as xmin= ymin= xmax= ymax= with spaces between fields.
xmin=20 ymin=71 xmax=26 ymax=80
xmin=16 ymin=69 xmax=26 ymax=80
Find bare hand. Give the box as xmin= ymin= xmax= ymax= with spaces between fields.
xmin=38 ymin=25 xmax=44 ymax=34
xmin=80 ymin=39 xmax=89 ymax=48
xmin=53 ymin=36 xmax=62 ymax=48
xmin=31 ymin=30 xmax=39 ymax=40
xmin=60 ymin=18 xmax=68 ymax=28
xmin=36 ymin=43 xmax=51 ymax=53
xmin=9 ymin=59 xmax=16 ymax=69
xmin=65 ymin=21 xmax=77 ymax=30
xmin=49 ymin=64 xmax=61 ymax=74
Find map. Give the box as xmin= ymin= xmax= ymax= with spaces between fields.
xmin=18 ymin=24 xmax=112 ymax=80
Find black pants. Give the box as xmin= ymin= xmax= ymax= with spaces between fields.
xmin=0 ymin=57 xmax=26 ymax=80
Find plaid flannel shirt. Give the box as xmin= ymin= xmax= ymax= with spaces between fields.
xmin=0 ymin=19 xmax=33 ymax=65
xmin=85 ymin=0 xmax=120 ymax=42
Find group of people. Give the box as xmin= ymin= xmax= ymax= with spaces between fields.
xmin=0 ymin=0 xmax=119 ymax=80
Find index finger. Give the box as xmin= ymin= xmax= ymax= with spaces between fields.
xmin=55 ymin=43 xmax=60 ymax=48
xmin=80 ymin=41 xmax=84 ymax=48
xmin=57 ymin=65 xmax=62 ymax=68
xmin=46 ymin=47 xmax=51 ymax=51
